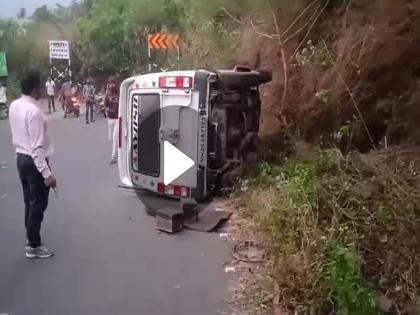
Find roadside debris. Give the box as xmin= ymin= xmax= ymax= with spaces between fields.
xmin=219 ymin=233 xmax=229 ymax=242
xmin=233 ymin=240 xmax=265 ymax=263
xmin=376 ymin=294 xmax=393 ymax=313
xmin=225 ymin=266 xmax=236 ymax=274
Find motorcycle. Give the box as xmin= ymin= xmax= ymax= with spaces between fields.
xmin=64 ymin=93 xmax=81 ymax=118
xmin=0 ymin=103 xmax=8 ymax=120
xmin=94 ymin=93 xmax=107 ymax=118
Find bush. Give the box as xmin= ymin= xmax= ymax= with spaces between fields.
xmin=237 ymin=147 xmax=420 ymax=313
xmin=6 ymin=73 xmax=21 ymax=101
xmin=324 ymin=242 xmax=382 ymax=315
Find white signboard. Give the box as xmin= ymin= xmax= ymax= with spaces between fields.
xmin=49 ymin=40 xmax=70 ymax=60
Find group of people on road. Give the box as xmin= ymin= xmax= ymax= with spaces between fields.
xmin=45 ymin=76 xmax=93 ymax=117
xmin=8 ymin=71 xmax=121 ymax=259
xmin=43 ymin=75 xmax=120 ymax=163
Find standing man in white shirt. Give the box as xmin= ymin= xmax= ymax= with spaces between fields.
xmin=45 ymin=76 xmax=56 ymax=114
xmin=9 ymin=71 xmax=57 ymax=259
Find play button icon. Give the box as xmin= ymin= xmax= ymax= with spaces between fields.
xmin=164 ymin=141 xmax=195 ymax=185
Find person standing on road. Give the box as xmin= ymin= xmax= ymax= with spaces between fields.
xmin=61 ymin=77 xmax=73 ymax=111
xmin=9 ymin=71 xmax=57 ymax=259
xmin=45 ymin=77 xmax=56 ymax=114
xmin=105 ymin=76 xmax=119 ymax=164
xmin=0 ymin=81 xmax=7 ymax=105
xmin=83 ymin=78 xmax=96 ymax=124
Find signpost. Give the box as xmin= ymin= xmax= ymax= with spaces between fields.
xmin=148 ymin=34 xmax=180 ymax=50
xmin=147 ymin=33 xmax=181 ymax=72
xmin=49 ymin=40 xmax=70 ymax=59
xmin=49 ymin=40 xmax=71 ymax=80
xmin=0 ymin=52 xmax=8 ymax=77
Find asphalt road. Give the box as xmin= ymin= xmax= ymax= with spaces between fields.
xmin=0 ymin=101 xmax=229 ymax=315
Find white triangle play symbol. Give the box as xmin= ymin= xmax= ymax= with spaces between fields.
xmin=164 ymin=141 xmax=195 ymax=185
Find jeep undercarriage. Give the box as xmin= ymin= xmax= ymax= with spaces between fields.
xmin=206 ymin=67 xmax=272 ymax=196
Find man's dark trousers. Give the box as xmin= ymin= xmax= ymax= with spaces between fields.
xmin=86 ymin=98 xmax=94 ymax=123
xmin=48 ymin=95 xmax=55 ymax=113
xmin=16 ymin=154 xmax=50 ymax=248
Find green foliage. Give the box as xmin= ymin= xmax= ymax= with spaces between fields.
xmin=75 ymin=0 xmax=300 ymax=73
xmin=1 ymin=0 xmax=318 ymax=82
xmin=282 ymin=159 xmax=316 ymax=206
xmin=6 ymin=73 xmax=21 ymax=100
xmin=240 ymin=158 xmax=318 ymax=254
xmin=252 ymin=161 xmax=282 ymax=186
xmin=236 ymin=148 xmax=393 ymax=313
xmin=74 ymin=0 xmax=188 ymax=74
xmin=75 ymin=0 xmax=130 ymax=72
xmin=324 ymin=243 xmax=382 ymax=315
xmin=32 ymin=5 xmax=57 ymax=23
xmin=0 ymin=1 xmax=83 ymax=88
xmin=164 ymin=0 xmax=187 ymax=28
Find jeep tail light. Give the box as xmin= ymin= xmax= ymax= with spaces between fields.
xmin=158 ymin=183 xmax=191 ymax=198
xmin=159 ymin=76 xmax=192 ymax=89
xmin=180 ymin=186 xmax=189 ymax=197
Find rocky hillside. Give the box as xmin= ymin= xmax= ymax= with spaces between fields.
xmin=218 ymin=1 xmax=420 ymax=314
xmin=235 ymin=0 xmax=420 ymax=153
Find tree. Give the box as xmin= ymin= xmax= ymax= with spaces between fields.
xmin=73 ymin=0 xmax=189 ymax=74
xmin=32 ymin=5 xmax=57 ymax=23
xmin=0 ymin=2 xmax=85 ymax=82
xmin=17 ymin=8 xmax=26 ymax=20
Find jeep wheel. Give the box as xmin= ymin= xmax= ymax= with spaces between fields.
xmin=217 ymin=70 xmax=272 ymax=90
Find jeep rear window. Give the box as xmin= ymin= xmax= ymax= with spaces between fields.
xmin=131 ymin=94 xmax=161 ymax=177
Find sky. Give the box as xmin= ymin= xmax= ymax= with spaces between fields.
xmin=0 ymin=0 xmax=73 ymax=18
